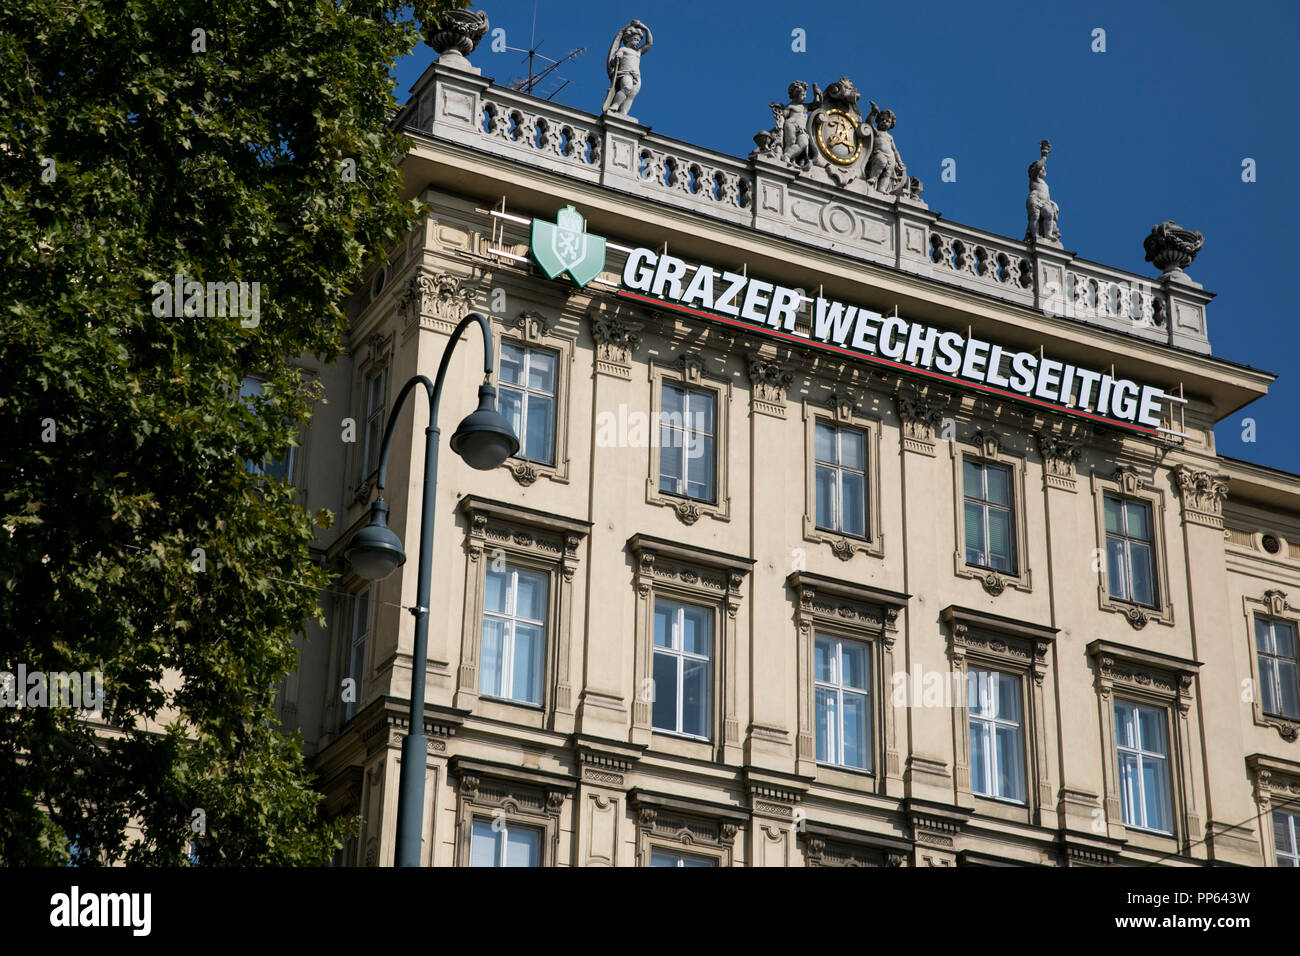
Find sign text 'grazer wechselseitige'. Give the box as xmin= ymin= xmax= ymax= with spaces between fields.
xmin=616 ymin=247 xmax=1167 ymax=433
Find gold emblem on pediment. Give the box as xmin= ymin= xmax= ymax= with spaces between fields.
xmin=815 ymin=109 xmax=862 ymax=166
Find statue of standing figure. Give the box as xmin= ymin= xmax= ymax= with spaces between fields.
xmin=602 ymin=20 xmax=653 ymax=116
xmin=862 ymin=101 xmax=907 ymax=194
xmin=769 ymin=81 xmax=819 ymax=166
xmin=1025 ymin=140 xmax=1060 ymax=243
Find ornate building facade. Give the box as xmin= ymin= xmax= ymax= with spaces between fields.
xmin=279 ymin=13 xmax=1300 ymax=867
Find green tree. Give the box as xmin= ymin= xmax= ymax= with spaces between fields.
xmin=0 ymin=0 xmax=463 ymax=864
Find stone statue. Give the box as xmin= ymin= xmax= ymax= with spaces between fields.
xmin=1025 ymin=140 xmax=1060 ymax=243
xmin=863 ymin=101 xmax=907 ymax=194
xmin=1143 ymin=221 xmax=1204 ymax=279
xmin=768 ymin=81 xmax=817 ymax=166
xmin=601 ymin=20 xmax=653 ymax=116
xmin=426 ymin=8 xmax=489 ymax=71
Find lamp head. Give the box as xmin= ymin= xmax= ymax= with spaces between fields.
xmin=344 ymin=498 xmax=407 ymax=581
xmin=450 ymin=383 xmax=520 ymax=470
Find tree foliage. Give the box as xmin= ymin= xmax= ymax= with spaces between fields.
xmin=0 ymin=0 xmax=462 ymax=864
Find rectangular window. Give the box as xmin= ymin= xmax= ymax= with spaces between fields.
xmin=1275 ymin=809 xmax=1300 ymax=867
xmin=499 ymin=343 xmax=557 ymax=465
xmin=239 ymin=376 xmax=295 ymax=482
xmin=651 ymin=598 xmax=713 ymax=739
xmin=658 ymin=384 xmax=716 ymax=503
xmin=480 ymin=564 xmax=548 ymax=706
xmin=967 ymin=669 xmax=1025 ymax=803
xmin=469 ymin=820 xmax=542 ymax=867
xmin=963 ymin=460 xmax=1015 ymax=572
xmin=361 ymin=365 xmax=389 ymax=480
xmin=1104 ymin=495 xmax=1155 ymax=607
xmin=344 ymin=586 xmax=371 ymax=722
xmin=650 ymin=849 xmax=715 ymax=867
xmin=1114 ymin=700 xmax=1173 ymax=834
xmin=813 ymin=634 xmax=871 ymax=772
xmin=814 ymin=422 xmax=868 ymax=538
xmin=1255 ymin=615 xmax=1300 ymax=720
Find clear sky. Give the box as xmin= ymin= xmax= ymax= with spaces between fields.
xmin=395 ymin=0 xmax=1300 ymax=475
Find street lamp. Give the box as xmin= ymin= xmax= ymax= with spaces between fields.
xmin=343 ymin=311 xmax=517 ymax=867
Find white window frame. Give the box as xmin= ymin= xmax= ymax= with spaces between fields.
xmin=479 ymin=564 xmax=548 ymax=707
xmin=344 ymin=586 xmax=371 ymax=723
xmin=360 ymin=362 xmax=388 ymax=482
xmin=813 ymin=421 xmax=869 ymax=540
xmin=966 ymin=667 xmax=1026 ymax=804
xmin=1275 ymin=809 xmax=1300 ymax=867
xmin=468 ymin=818 xmax=543 ymax=868
xmin=652 ymin=597 xmax=714 ymax=741
xmin=813 ymin=633 xmax=872 ymax=772
xmin=657 ymin=382 xmax=717 ymax=503
xmin=499 ymin=341 xmax=558 ymax=467
xmin=1114 ymin=699 xmax=1173 ymax=834
xmin=1255 ymin=614 xmax=1300 ymax=721
xmin=1104 ymin=494 xmax=1157 ymax=608
xmin=963 ymin=460 xmax=1016 ymax=574
xmin=649 ymin=848 xmax=716 ymax=867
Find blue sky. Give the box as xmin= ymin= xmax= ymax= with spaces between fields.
xmin=395 ymin=0 xmax=1300 ymax=474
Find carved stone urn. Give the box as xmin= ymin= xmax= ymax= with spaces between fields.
xmin=1143 ymin=220 xmax=1204 ymax=280
xmin=426 ymin=8 xmax=489 ymax=70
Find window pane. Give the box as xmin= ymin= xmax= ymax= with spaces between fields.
xmin=1141 ymin=758 xmax=1171 ymax=832
xmin=650 ymin=850 xmax=678 ymax=867
xmin=1118 ymin=750 xmax=1140 ymax=826
xmin=1114 ymin=702 xmax=1136 ymax=750
xmin=689 ymin=390 xmax=715 ymax=434
xmin=1103 ymin=495 xmax=1123 ymax=534
xmin=1105 ymin=537 xmax=1128 ymax=600
xmin=814 ymin=637 xmax=834 ymax=684
xmin=479 ymin=618 xmax=506 ymax=697
xmin=839 ymin=429 xmax=865 ymax=471
xmin=527 ymin=349 xmax=556 ymax=394
xmin=682 ymin=658 xmax=711 ymax=738
xmin=842 ymin=690 xmax=869 ymax=771
xmin=840 ymin=472 xmax=866 ymax=537
xmin=504 ymin=826 xmax=541 ymax=867
xmin=814 ymin=465 xmax=835 ymax=529
xmin=1277 ymin=660 xmax=1300 ymax=719
xmin=654 ymin=601 xmax=673 ymax=648
xmin=987 ymin=508 xmax=1012 ymax=570
xmin=1128 ymin=542 xmax=1154 ymax=606
xmin=1273 ymin=811 xmax=1297 ymax=857
xmin=995 ymin=724 xmax=1024 ymax=802
xmin=815 ymin=687 xmax=836 ymax=763
xmin=1125 ymin=501 xmax=1151 ymax=541
xmin=659 ymin=438 xmax=682 ymax=493
xmin=524 ymin=394 xmax=555 ymax=463
xmin=964 ymin=501 xmax=986 ymax=565
xmin=686 ymin=435 xmax=714 ymax=501
xmin=499 ymin=386 xmax=524 ymax=443
xmin=661 ymin=382 xmax=683 ymax=418
xmin=500 ymin=343 xmax=525 ymax=385
xmin=652 ymin=651 xmax=677 ymax=731
xmin=970 ymin=721 xmax=989 ymax=795
xmin=1274 ymin=621 xmax=1297 ymax=659
xmin=984 ymin=465 xmax=1010 ymax=507
xmin=681 ymin=605 xmax=711 ymax=657
xmin=470 ymin=821 xmax=499 ymax=867
xmin=682 ymin=854 xmax=715 ymax=867
xmin=1137 ymin=705 xmax=1166 ymax=755
xmin=967 ymin=669 xmax=985 ymax=717
xmin=963 ymin=460 xmax=983 ymax=498
xmin=814 ymin=422 xmax=836 ymax=463
xmin=511 ymin=623 xmax=543 ymax=704
xmin=839 ymin=641 xmax=868 ymax=691
xmin=996 ymin=672 xmax=1022 ymax=722
xmin=1255 ymin=615 xmax=1274 ymax=653
xmin=513 ymin=570 xmax=548 ymax=622
xmin=1259 ymin=656 xmax=1280 ymax=715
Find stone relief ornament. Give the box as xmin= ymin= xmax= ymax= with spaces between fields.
xmin=426 ymin=8 xmax=489 ymax=68
xmin=756 ymin=81 xmax=818 ymax=167
xmin=1025 ymin=140 xmax=1061 ymax=244
xmin=1144 ymin=221 xmax=1204 ymax=280
xmin=601 ymin=20 xmax=653 ymax=117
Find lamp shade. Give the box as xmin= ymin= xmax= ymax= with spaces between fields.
xmin=450 ymin=383 xmax=520 ymax=470
xmin=345 ymin=499 xmax=407 ymax=581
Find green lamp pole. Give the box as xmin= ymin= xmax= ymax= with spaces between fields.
xmin=343 ymin=311 xmax=518 ymax=867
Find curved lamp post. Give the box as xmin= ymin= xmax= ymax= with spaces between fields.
xmin=344 ymin=311 xmax=517 ymax=867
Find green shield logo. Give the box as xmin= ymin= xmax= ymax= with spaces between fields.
xmin=530 ymin=205 xmax=606 ymax=287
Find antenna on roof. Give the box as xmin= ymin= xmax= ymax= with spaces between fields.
xmin=503 ymin=2 xmax=586 ymax=100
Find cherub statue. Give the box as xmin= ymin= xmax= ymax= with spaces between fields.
xmin=863 ymin=101 xmax=906 ymax=194
xmin=767 ymin=81 xmax=819 ymax=166
xmin=601 ymin=20 xmax=653 ymax=116
xmin=1025 ymin=140 xmax=1060 ymax=243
